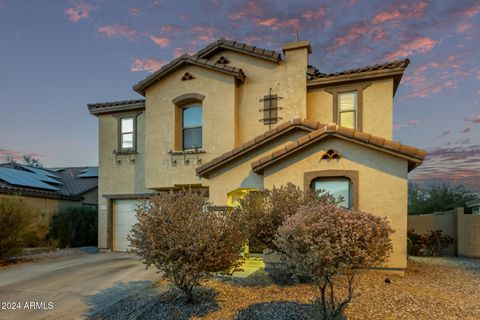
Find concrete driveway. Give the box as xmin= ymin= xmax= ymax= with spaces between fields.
xmin=0 ymin=253 xmax=162 ymax=320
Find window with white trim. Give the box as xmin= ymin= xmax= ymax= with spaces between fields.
xmin=120 ymin=117 xmax=134 ymax=150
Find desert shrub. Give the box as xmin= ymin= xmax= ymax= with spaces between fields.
xmin=407 ymin=229 xmax=454 ymax=257
xmin=48 ymin=206 xmax=97 ymax=247
xmin=276 ymin=203 xmax=394 ymax=320
xmin=407 ymin=229 xmax=423 ymax=256
xmin=128 ymin=190 xmax=248 ymax=303
xmin=0 ymin=197 xmax=33 ymax=262
xmin=234 ymin=183 xmax=335 ymax=252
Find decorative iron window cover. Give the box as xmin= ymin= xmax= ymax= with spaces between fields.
xmin=168 ymin=148 xmax=206 ymax=166
xmin=259 ymin=88 xmax=283 ymax=128
xmin=181 ymin=72 xmax=194 ymax=81
xmin=216 ymin=56 xmax=229 ymax=64
xmin=321 ymin=149 xmax=340 ymax=160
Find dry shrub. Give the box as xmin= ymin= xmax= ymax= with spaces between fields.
xmin=128 ymin=190 xmax=248 ymax=303
xmin=0 ymin=197 xmax=32 ymax=262
xmin=276 ymin=203 xmax=394 ymax=320
xmin=234 ymin=183 xmax=335 ymax=252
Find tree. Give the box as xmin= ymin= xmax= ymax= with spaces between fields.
xmin=0 ymin=197 xmax=33 ymax=262
xmin=408 ymin=182 xmax=477 ymax=215
xmin=128 ymin=190 xmax=247 ymax=303
xmin=276 ymin=203 xmax=394 ymax=320
xmin=21 ymin=155 xmax=43 ymax=168
xmin=234 ymin=183 xmax=336 ymax=252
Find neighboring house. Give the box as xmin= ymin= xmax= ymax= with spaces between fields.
xmin=88 ymin=38 xmax=426 ymax=274
xmin=0 ymin=164 xmax=98 ymax=238
xmin=466 ymin=199 xmax=480 ymax=214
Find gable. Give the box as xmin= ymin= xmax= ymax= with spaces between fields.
xmin=251 ymin=123 xmax=427 ymax=174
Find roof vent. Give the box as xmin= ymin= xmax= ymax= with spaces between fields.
xmin=216 ymin=56 xmax=229 ymax=64
xmin=321 ymin=149 xmax=340 ymax=160
xmin=181 ymin=72 xmax=194 ymax=81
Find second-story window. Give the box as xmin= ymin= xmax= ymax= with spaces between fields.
xmin=120 ymin=117 xmax=134 ymax=150
xmin=338 ymin=91 xmax=357 ymax=129
xmin=182 ymin=106 xmax=202 ymax=150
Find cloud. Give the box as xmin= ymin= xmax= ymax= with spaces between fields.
xmin=130 ymin=58 xmax=166 ymax=73
xmin=384 ymin=36 xmax=437 ymax=61
xmin=0 ymin=149 xmax=45 ymax=163
xmin=372 ymin=28 xmax=388 ymax=42
xmin=371 ymin=1 xmax=427 ymax=25
xmin=460 ymin=127 xmax=471 ymax=133
xmin=150 ymin=36 xmax=171 ymax=47
xmin=465 ymin=113 xmax=480 ymax=124
xmin=191 ymin=25 xmax=217 ymax=45
xmin=410 ymin=144 xmax=480 ymax=191
xmin=327 ymin=22 xmax=370 ymax=52
xmin=161 ymin=24 xmax=181 ymax=34
xmin=254 ymin=18 xmax=301 ymax=30
xmin=394 ymin=119 xmax=424 ymax=130
xmin=128 ymin=7 xmax=141 ymax=16
xmin=227 ymin=1 xmax=265 ymax=21
xmin=64 ymin=1 xmax=96 ymax=23
xmin=302 ymin=7 xmax=329 ymax=21
xmin=97 ymin=24 xmax=138 ymax=40
xmin=436 ymin=130 xmax=451 ymax=138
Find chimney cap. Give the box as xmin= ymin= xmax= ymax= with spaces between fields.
xmin=282 ymin=40 xmax=312 ymax=54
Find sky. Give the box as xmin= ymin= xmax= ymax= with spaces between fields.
xmin=0 ymin=0 xmax=479 ymax=191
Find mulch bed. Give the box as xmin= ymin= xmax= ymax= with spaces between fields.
xmin=89 ymin=257 xmax=480 ymax=319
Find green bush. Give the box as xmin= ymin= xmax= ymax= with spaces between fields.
xmin=48 ymin=206 xmax=97 ymax=247
xmin=0 ymin=197 xmax=32 ymax=262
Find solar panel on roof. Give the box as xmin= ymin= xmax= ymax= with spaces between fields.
xmin=0 ymin=167 xmax=59 ymax=191
xmin=20 ymin=165 xmax=60 ymax=178
xmin=18 ymin=165 xmax=63 ymax=185
xmin=78 ymin=167 xmax=98 ymax=178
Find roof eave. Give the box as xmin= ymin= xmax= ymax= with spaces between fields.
xmin=133 ymin=59 xmax=245 ymax=96
xmin=88 ymin=102 xmax=145 ymax=116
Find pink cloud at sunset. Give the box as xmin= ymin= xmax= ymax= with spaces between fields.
xmin=302 ymin=7 xmax=329 ymax=21
xmin=394 ymin=119 xmax=424 ymax=130
xmin=130 ymin=58 xmax=166 ymax=73
xmin=384 ymin=36 xmax=437 ymax=61
xmin=97 ymin=24 xmax=138 ymax=40
xmin=254 ymin=18 xmax=301 ymax=31
xmin=371 ymin=1 xmax=427 ymax=24
xmin=0 ymin=149 xmax=45 ymax=162
xmin=128 ymin=7 xmax=141 ymax=17
xmin=150 ymin=36 xmax=171 ymax=48
xmin=64 ymin=1 xmax=96 ymax=23
xmin=465 ymin=114 xmax=480 ymax=124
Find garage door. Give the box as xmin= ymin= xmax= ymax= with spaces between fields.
xmin=113 ymin=199 xmax=140 ymax=252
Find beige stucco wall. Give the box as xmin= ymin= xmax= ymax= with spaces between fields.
xmin=208 ymin=47 xmax=309 ymax=146
xmin=261 ymin=138 xmax=409 ymax=270
xmin=144 ymin=65 xmax=236 ymax=189
xmin=208 ymin=130 xmax=308 ymax=205
xmin=407 ymin=210 xmax=458 ymax=256
xmin=306 ymin=78 xmax=394 ymax=139
xmin=457 ymin=208 xmax=480 ymax=258
xmin=97 ymin=111 xmax=147 ymax=248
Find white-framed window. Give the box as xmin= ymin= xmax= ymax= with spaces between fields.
xmin=120 ymin=117 xmax=134 ymax=150
xmin=338 ymin=91 xmax=358 ymax=129
xmin=182 ymin=106 xmax=202 ymax=150
xmin=312 ymin=178 xmax=351 ymax=209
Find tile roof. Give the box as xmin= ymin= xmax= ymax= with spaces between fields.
xmin=308 ymin=59 xmax=410 ymax=80
xmin=195 ymin=118 xmax=323 ymax=177
xmin=0 ymin=164 xmax=98 ymax=201
xmin=251 ymin=122 xmax=427 ymax=173
xmin=88 ymin=99 xmax=145 ymax=115
xmin=133 ymin=54 xmax=246 ymax=95
xmin=195 ymin=38 xmax=282 ymax=63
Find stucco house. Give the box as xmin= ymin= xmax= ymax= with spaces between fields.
xmin=0 ymin=164 xmax=98 ymax=238
xmin=88 ymin=38 xmax=426 ymax=274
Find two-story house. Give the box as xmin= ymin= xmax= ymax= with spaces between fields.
xmin=88 ymin=38 xmax=426 ymax=274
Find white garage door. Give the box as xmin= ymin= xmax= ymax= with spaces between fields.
xmin=113 ymin=199 xmax=140 ymax=252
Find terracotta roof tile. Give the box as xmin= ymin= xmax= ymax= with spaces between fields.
xmin=196 ymin=118 xmax=323 ymax=177
xmin=133 ymin=55 xmax=246 ymax=95
xmin=195 ymin=38 xmax=282 ymax=63
xmin=251 ymin=123 xmax=427 ymax=173
xmin=309 ymin=59 xmax=410 ymax=80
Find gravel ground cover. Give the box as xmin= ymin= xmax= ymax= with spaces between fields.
xmin=88 ymin=257 xmax=480 ymax=320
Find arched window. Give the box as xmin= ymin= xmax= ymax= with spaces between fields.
xmin=312 ymin=177 xmax=351 ymax=209
xmin=182 ymin=105 xmax=202 ymax=150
